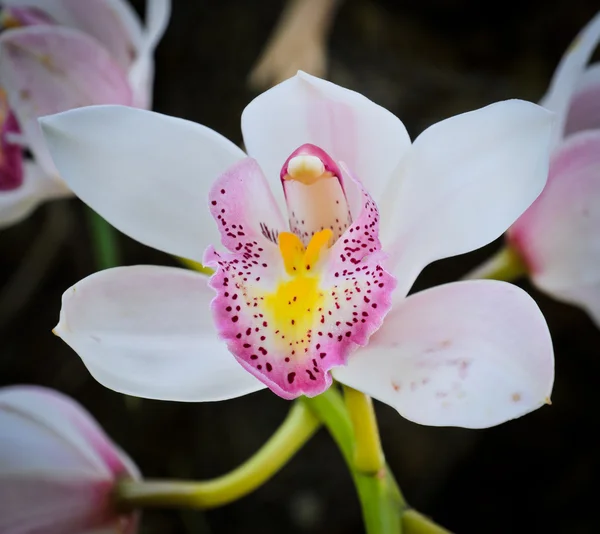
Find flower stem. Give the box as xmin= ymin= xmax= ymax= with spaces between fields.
xmin=303 ymin=389 xmax=404 ymax=534
xmin=402 ymin=510 xmax=453 ymax=534
xmin=462 ymin=245 xmax=527 ymax=282
xmin=343 ymin=385 xmax=385 ymax=475
xmin=116 ymin=401 xmax=320 ymax=510
xmin=303 ymin=389 xmax=452 ymax=534
xmin=177 ymin=256 xmax=214 ymax=275
xmin=85 ymin=207 xmax=120 ymax=269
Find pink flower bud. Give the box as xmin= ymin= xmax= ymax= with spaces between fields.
xmin=0 ymin=385 xmax=139 ymax=534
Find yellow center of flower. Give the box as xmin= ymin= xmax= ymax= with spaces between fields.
xmin=263 ymin=229 xmax=333 ymax=346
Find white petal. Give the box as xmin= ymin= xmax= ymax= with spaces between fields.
xmin=140 ymin=0 xmax=171 ymax=52
xmin=128 ymin=0 xmax=172 ymax=109
xmin=0 ymin=162 xmax=69 ymax=229
xmin=55 ymin=265 xmax=266 ymax=402
xmin=333 ymin=280 xmax=554 ymax=429
xmin=40 ymin=105 xmax=246 ymax=261
xmin=541 ymin=11 xmax=600 ymax=144
xmin=380 ymin=100 xmax=554 ymax=297
xmin=241 ymin=71 xmax=411 ymax=208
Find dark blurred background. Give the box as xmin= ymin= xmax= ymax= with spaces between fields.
xmin=2 ymin=0 xmax=600 ymax=532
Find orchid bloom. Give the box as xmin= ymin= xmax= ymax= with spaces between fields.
xmin=0 ymin=385 xmax=139 ymax=534
xmin=41 ymin=72 xmax=554 ymax=429
xmin=0 ymin=0 xmax=171 ymax=227
xmin=508 ymin=12 xmax=600 ymax=325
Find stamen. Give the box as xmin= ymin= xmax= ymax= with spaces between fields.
xmin=286 ymin=155 xmax=326 ymax=184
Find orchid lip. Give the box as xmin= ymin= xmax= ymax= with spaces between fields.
xmin=206 ymin=152 xmax=396 ymax=399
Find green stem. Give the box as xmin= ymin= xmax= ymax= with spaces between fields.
xmin=116 ymin=401 xmax=320 ymax=510
xmin=304 ymin=389 xmax=452 ymax=534
xmin=402 ymin=510 xmax=453 ymax=534
xmin=303 ymin=389 xmax=404 ymax=534
xmin=177 ymin=256 xmax=214 ymax=275
xmin=462 ymin=245 xmax=527 ymax=282
xmin=343 ymin=385 xmax=385 ymax=475
xmin=85 ymin=208 xmax=120 ymax=269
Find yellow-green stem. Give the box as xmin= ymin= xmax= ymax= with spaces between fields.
xmin=304 ymin=389 xmax=452 ymax=534
xmin=303 ymin=389 xmax=404 ymax=534
xmin=462 ymin=245 xmax=527 ymax=282
xmin=116 ymin=401 xmax=319 ymax=510
xmin=177 ymin=257 xmax=214 ymax=275
xmin=343 ymin=385 xmax=385 ymax=475
xmin=402 ymin=510 xmax=453 ymax=534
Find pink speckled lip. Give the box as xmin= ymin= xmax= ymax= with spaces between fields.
xmin=204 ymin=147 xmax=395 ymax=399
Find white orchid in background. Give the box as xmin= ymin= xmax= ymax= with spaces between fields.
xmin=42 ymin=72 xmax=554 ymax=429
xmin=0 ymin=0 xmax=171 ymax=227
xmin=0 ymin=385 xmax=139 ymax=534
xmin=506 ymin=11 xmax=600 ymax=326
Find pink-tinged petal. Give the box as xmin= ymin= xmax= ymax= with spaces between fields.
xmin=541 ymin=11 xmax=600 ymax=144
xmin=207 ymin=157 xmax=286 ymax=253
xmin=241 ymin=71 xmax=411 ymax=209
xmin=333 ymin=280 xmax=554 ymax=429
xmin=381 ymin=100 xmax=554 ymax=298
xmin=0 ymin=385 xmax=138 ymax=534
xmin=564 ymin=62 xmax=600 ymax=135
xmin=205 ymin=158 xmax=395 ymax=399
xmin=0 ymin=161 xmax=69 ymax=228
xmin=128 ymin=0 xmax=172 ymax=109
xmin=40 ymin=105 xmax=246 ymax=261
xmin=55 ymin=265 xmax=266 ymax=402
xmin=2 ymin=0 xmax=145 ymax=70
xmin=508 ymin=130 xmax=600 ymax=326
xmin=0 ymin=25 xmax=133 ymax=175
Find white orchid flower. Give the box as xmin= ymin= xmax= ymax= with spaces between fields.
xmin=41 ymin=72 xmax=555 ymax=428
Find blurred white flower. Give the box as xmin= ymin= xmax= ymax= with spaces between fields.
xmin=0 ymin=385 xmax=139 ymax=534
xmin=0 ymin=0 xmax=171 ymax=227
